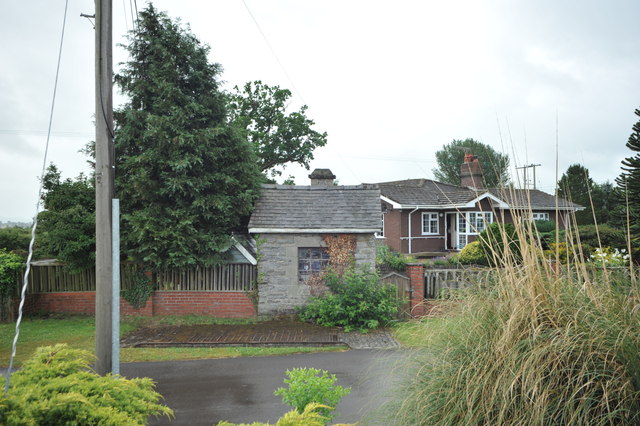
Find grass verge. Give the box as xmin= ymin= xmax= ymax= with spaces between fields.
xmin=0 ymin=315 xmax=345 ymax=367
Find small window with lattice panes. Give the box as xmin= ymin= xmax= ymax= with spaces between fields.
xmin=298 ymin=247 xmax=330 ymax=283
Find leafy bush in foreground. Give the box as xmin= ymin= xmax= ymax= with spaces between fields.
xmin=0 ymin=344 xmax=173 ymax=424
xmin=217 ymin=403 xmax=335 ymax=426
xmin=274 ymin=367 xmax=351 ymax=421
xmin=299 ymin=269 xmax=398 ymax=332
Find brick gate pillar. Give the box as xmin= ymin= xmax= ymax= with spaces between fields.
xmin=406 ymin=263 xmax=425 ymax=317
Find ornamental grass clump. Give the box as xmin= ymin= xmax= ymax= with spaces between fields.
xmin=390 ymin=207 xmax=640 ymax=425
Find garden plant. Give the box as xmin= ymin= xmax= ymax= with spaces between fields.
xmin=390 ymin=210 xmax=640 ymax=425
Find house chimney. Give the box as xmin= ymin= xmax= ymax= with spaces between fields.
xmin=308 ymin=168 xmax=336 ymax=186
xmin=460 ymin=154 xmax=484 ymax=189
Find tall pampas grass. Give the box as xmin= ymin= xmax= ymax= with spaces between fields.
xmin=389 ymin=192 xmax=640 ymax=425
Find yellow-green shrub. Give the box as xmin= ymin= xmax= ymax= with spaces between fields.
xmin=0 ymin=344 xmax=173 ymax=424
xmin=457 ymin=240 xmax=485 ymax=265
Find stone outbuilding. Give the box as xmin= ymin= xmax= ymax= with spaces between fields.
xmin=248 ymin=169 xmax=381 ymax=315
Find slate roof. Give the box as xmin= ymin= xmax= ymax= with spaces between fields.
xmin=376 ymin=178 xmax=582 ymax=210
xmin=248 ymin=184 xmax=381 ymax=233
xmin=489 ymin=188 xmax=581 ymax=210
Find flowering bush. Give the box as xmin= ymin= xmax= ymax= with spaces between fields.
xmin=589 ymin=247 xmax=629 ymax=267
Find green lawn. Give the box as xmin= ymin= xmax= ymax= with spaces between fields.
xmin=392 ymin=316 xmax=462 ymax=348
xmin=0 ymin=315 xmax=345 ymax=367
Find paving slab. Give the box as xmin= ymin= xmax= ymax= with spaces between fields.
xmin=121 ymin=320 xmax=399 ymax=350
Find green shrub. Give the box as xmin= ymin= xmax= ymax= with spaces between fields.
xmin=457 ymin=241 xmax=485 ymax=265
xmin=217 ymin=403 xmax=333 ymax=426
xmin=478 ymin=222 xmax=521 ymax=266
xmin=376 ymin=245 xmax=415 ymax=272
xmin=0 ymin=227 xmax=31 ymax=256
xmin=122 ymin=269 xmax=153 ymax=308
xmin=575 ymin=224 xmax=631 ymax=258
xmin=299 ymin=269 xmax=398 ymax=332
xmin=0 ymin=249 xmax=22 ymax=322
xmin=0 ymin=344 xmax=173 ymax=424
xmin=274 ymin=368 xmax=351 ymax=421
xmin=533 ymin=219 xmax=555 ymax=233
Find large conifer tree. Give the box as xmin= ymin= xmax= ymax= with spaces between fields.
xmin=615 ymin=108 xmax=640 ymax=256
xmin=114 ymin=5 xmax=261 ymax=270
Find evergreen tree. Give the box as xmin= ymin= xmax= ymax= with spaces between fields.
xmin=36 ymin=164 xmax=95 ymax=271
xmin=557 ymin=164 xmax=594 ymax=225
xmin=433 ymin=138 xmax=510 ymax=187
xmin=114 ymin=5 xmax=261 ymax=270
xmin=615 ymin=108 xmax=640 ymax=255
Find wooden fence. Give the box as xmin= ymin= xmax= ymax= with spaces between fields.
xmin=423 ymin=266 xmax=639 ymax=299
xmin=424 ymin=268 xmax=495 ymax=299
xmin=380 ymin=271 xmax=411 ymax=318
xmin=21 ymin=262 xmax=256 ymax=294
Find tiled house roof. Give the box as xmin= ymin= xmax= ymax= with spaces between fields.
xmin=377 ymin=178 xmax=582 ymax=210
xmin=488 ymin=188 xmax=581 ymax=210
xmin=248 ymin=184 xmax=381 ymax=233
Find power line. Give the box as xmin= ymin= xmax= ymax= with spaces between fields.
xmin=5 ymin=0 xmax=70 ymax=393
xmin=241 ymin=0 xmax=305 ymax=105
xmin=0 ymin=129 xmax=93 ymax=137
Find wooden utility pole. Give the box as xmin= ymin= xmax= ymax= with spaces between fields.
xmin=95 ymin=0 xmax=114 ymax=375
xmin=516 ymin=163 xmax=541 ymax=190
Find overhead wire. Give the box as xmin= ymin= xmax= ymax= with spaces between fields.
xmin=5 ymin=0 xmax=70 ymax=393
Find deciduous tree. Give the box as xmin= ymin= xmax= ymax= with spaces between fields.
xmin=433 ymin=138 xmax=509 ymax=187
xmin=228 ymin=80 xmax=328 ymax=177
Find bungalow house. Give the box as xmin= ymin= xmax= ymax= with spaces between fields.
xmin=248 ymin=169 xmax=381 ymax=315
xmin=376 ymin=154 xmax=583 ymax=254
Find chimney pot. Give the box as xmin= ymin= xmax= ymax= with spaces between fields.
xmin=308 ymin=168 xmax=336 ymax=186
xmin=460 ymin=154 xmax=484 ymax=189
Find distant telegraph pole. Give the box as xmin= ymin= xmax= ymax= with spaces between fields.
xmin=95 ymin=0 xmax=114 ymax=375
xmin=516 ymin=163 xmax=541 ymax=190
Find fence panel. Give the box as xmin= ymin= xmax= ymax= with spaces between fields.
xmin=23 ymin=263 xmax=256 ymax=294
xmin=381 ymin=272 xmax=411 ymax=318
xmin=424 ymin=268 xmax=494 ymax=299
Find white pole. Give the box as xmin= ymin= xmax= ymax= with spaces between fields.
xmin=111 ymin=198 xmax=120 ymax=375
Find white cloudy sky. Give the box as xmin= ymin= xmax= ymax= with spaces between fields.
xmin=1 ymin=0 xmax=639 ymax=221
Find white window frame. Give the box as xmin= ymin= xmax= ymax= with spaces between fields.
xmin=532 ymin=212 xmax=550 ymax=221
xmin=456 ymin=211 xmax=493 ymax=249
xmin=421 ymin=212 xmax=439 ymax=235
xmin=376 ymin=212 xmax=385 ymax=238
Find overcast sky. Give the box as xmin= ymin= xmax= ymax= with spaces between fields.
xmin=1 ymin=0 xmax=639 ymax=222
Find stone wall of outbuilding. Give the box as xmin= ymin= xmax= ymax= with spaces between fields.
xmin=256 ymin=233 xmax=377 ymax=315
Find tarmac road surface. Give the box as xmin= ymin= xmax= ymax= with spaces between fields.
xmin=121 ymin=349 xmax=403 ymax=425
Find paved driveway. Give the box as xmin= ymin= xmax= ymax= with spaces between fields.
xmin=121 ymin=349 xmax=403 ymax=425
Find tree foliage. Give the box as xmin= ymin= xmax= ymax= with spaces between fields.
xmin=433 ymin=138 xmax=510 ymax=187
xmin=0 ymin=227 xmax=31 ymax=256
xmin=36 ymin=164 xmax=95 ymax=271
xmin=114 ymin=5 xmax=262 ymax=270
xmin=557 ymin=164 xmax=595 ymax=225
xmin=615 ymin=107 xmax=640 ymax=253
xmin=228 ymin=80 xmax=328 ymax=177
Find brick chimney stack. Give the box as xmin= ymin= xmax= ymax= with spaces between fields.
xmin=309 ymin=168 xmax=336 ymax=186
xmin=460 ymin=154 xmax=484 ymax=189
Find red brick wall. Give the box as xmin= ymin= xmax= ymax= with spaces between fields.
xmin=24 ymin=291 xmax=256 ymax=318
xmin=406 ymin=263 xmax=425 ymax=317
